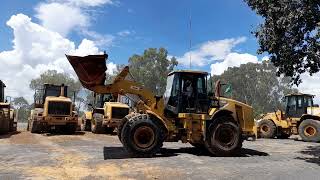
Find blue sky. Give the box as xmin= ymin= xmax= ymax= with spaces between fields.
xmin=0 ymin=0 xmax=261 ymax=68
xmin=0 ymin=0 xmax=280 ymax=101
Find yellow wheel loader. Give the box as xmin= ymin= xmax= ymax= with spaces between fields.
xmin=0 ymin=80 xmax=17 ymax=134
xmin=66 ymin=53 xmax=256 ymax=157
xmin=81 ymin=93 xmax=130 ymax=134
xmin=27 ymin=84 xmax=78 ymax=134
xmin=256 ymin=93 xmax=320 ymax=142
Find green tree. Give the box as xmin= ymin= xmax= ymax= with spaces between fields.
xmin=12 ymin=97 xmax=31 ymax=122
xmin=30 ymin=70 xmax=82 ymax=98
xmin=128 ymin=48 xmax=178 ymax=94
xmin=211 ymin=61 xmax=298 ymax=117
xmin=244 ymin=0 xmax=320 ymax=85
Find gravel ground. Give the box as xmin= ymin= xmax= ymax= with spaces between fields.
xmin=0 ymin=123 xmax=319 ymax=180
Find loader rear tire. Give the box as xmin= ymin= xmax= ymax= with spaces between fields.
xmin=205 ymin=116 xmax=242 ymax=156
xmin=91 ymin=113 xmax=104 ymax=134
xmin=298 ymin=119 xmax=320 ymax=142
xmin=118 ymin=113 xmax=137 ymax=142
xmin=121 ymin=114 xmax=164 ymax=157
xmin=258 ymin=119 xmax=276 ymax=138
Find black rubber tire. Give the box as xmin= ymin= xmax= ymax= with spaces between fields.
xmin=80 ymin=119 xmax=91 ymax=131
xmin=277 ymin=131 xmax=290 ymax=139
xmin=91 ymin=113 xmax=104 ymax=134
xmin=105 ymin=127 xmax=115 ymax=134
xmin=205 ymin=116 xmax=242 ymax=157
xmin=0 ymin=117 xmax=9 ymax=134
xmin=66 ymin=124 xmax=77 ymax=134
xmin=118 ymin=113 xmax=137 ymax=142
xmin=258 ymin=119 xmax=276 ymax=138
xmin=30 ymin=120 xmax=40 ymax=133
xmin=298 ymin=119 xmax=320 ymax=142
xmin=121 ymin=114 xmax=164 ymax=157
xmin=190 ymin=142 xmax=207 ymax=151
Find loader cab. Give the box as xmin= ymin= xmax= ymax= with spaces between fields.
xmin=164 ymin=70 xmax=209 ymax=116
xmin=34 ymin=84 xmax=68 ymax=107
xmin=0 ymin=80 xmax=6 ymax=102
xmin=285 ymin=93 xmax=314 ymax=118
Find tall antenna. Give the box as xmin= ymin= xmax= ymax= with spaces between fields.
xmin=189 ymin=8 xmax=192 ymax=69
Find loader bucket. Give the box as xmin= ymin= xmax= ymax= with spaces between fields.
xmin=66 ymin=54 xmax=108 ymax=89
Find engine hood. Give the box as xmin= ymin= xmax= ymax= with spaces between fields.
xmin=66 ymin=54 xmax=108 ymax=90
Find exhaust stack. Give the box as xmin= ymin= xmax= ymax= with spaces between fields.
xmin=60 ymin=84 xmax=65 ymax=97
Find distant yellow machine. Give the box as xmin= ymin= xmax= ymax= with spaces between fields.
xmin=0 ymin=80 xmax=17 ymax=134
xmin=256 ymin=93 xmax=320 ymax=142
xmin=27 ymin=84 xmax=78 ymax=134
xmin=81 ymin=93 xmax=130 ymax=134
xmin=67 ymin=54 xmax=256 ymax=157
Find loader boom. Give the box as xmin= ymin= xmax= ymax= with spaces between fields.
xmin=66 ymin=55 xmax=165 ymax=120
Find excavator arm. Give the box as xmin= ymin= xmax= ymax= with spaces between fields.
xmin=66 ymin=54 xmax=165 ymax=116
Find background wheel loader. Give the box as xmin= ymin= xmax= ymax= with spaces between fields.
xmin=256 ymin=93 xmax=320 ymax=142
xmin=0 ymin=80 xmax=17 ymax=134
xmin=67 ymin=53 xmax=256 ymax=157
xmin=27 ymin=83 xmax=78 ymax=134
xmin=81 ymin=93 xmax=130 ymax=134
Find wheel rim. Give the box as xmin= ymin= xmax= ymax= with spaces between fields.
xmin=214 ymin=123 xmax=237 ymax=149
xmin=133 ymin=126 xmax=155 ymax=149
xmin=261 ymin=124 xmax=269 ymax=133
xmin=304 ymin=125 xmax=317 ymax=137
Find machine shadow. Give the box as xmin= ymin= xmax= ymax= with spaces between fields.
xmin=44 ymin=131 xmax=86 ymax=136
xmin=103 ymin=146 xmax=269 ymax=160
xmin=0 ymin=131 xmax=21 ymax=139
xmin=295 ymin=146 xmax=320 ymax=166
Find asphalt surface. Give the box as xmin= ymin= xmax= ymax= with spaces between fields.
xmin=0 ymin=123 xmax=319 ymax=180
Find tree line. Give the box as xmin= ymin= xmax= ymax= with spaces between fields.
xmin=14 ymin=47 xmax=299 ymax=121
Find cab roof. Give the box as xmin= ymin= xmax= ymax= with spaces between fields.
xmin=285 ymin=93 xmax=314 ymax=97
xmin=168 ymin=70 xmax=208 ymax=76
xmin=0 ymin=80 xmax=6 ymax=87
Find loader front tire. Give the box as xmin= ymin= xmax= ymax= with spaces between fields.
xmin=118 ymin=113 xmax=137 ymax=142
xmin=80 ymin=116 xmax=91 ymax=131
xmin=258 ymin=119 xmax=276 ymax=138
xmin=121 ymin=114 xmax=163 ymax=157
xmin=91 ymin=113 xmax=104 ymax=134
xmin=30 ymin=120 xmax=40 ymax=133
xmin=299 ymin=119 xmax=320 ymax=142
xmin=205 ymin=116 xmax=242 ymax=156
xmin=105 ymin=127 xmax=115 ymax=134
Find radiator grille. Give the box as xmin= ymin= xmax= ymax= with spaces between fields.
xmin=111 ymin=107 xmax=129 ymax=119
xmin=48 ymin=101 xmax=71 ymax=116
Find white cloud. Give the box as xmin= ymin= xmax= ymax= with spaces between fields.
xmin=210 ymin=53 xmax=259 ymax=75
xmin=297 ymin=74 xmax=320 ymax=103
xmin=106 ymin=62 xmax=117 ymax=75
xmin=0 ymin=14 xmax=114 ymax=103
xmin=117 ymin=30 xmax=132 ymax=37
xmin=176 ymin=37 xmax=246 ymax=67
xmin=80 ymin=29 xmax=114 ymax=46
xmin=65 ymin=0 xmax=114 ymax=7
xmin=35 ymin=2 xmax=88 ymax=36
xmin=35 ymin=0 xmax=115 ymax=37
